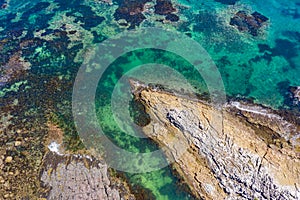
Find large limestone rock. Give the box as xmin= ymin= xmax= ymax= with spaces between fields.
xmin=131 ymin=80 xmax=300 ymax=200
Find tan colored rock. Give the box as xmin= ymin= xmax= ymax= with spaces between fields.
xmin=131 ymin=80 xmax=300 ymax=200
xmin=5 ymin=156 xmax=12 ymax=163
xmin=40 ymin=152 xmax=121 ymax=200
xmin=14 ymin=141 xmax=21 ymax=146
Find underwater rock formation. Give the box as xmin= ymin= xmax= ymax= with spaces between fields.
xmin=113 ymin=0 xmax=180 ymax=27
xmin=114 ymin=0 xmax=151 ymax=28
xmin=154 ymin=0 xmax=176 ymax=15
xmin=154 ymin=0 xmax=179 ymax=22
xmin=131 ymin=80 xmax=300 ymax=200
xmin=230 ymin=11 xmax=269 ymax=36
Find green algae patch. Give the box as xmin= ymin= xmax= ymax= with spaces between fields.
xmin=0 ymin=80 xmax=28 ymax=97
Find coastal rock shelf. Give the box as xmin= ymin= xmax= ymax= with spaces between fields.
xmin=131 ymin=80 xmax=300 ymax=200
xmin=40 ymin=152 xmax=122 ymax=200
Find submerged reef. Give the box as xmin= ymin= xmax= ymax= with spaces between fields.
xmin=154 ymin=0 xmax=179 ymax=22
xmin=230 ymin=11 xmax=269 ymax=36
xmin=114 ymin=0 xmax=151 ymax=29
xmin=113 ymin=0 xmax=179 ymax=28
xmin=154 ymin=0 xmax=176 ymax=15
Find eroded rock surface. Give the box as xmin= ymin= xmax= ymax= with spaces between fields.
xmin=40 ymin=152 xmax=121 ymax=200
xmin=131 ymin=80 xmax=300 ymax=200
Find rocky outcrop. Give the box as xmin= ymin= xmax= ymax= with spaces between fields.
xmin=40 ymin=123 xmax=134 ymax=200
xmin=113 ymin=0 xmax=151 ymax=29
xmin=131 ymin=80 xmax=300 ymax=200
xmin=40 ymin=152 xmax=122 ymax=200
xmin=230 ymin=11 xmax=269 ymax=36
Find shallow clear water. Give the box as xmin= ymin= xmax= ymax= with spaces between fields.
xmin=1 ymin=0 xmax=300 ymax=199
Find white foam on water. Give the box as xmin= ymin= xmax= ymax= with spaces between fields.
xmin=48 ymin=141 xmax=63 ymax=155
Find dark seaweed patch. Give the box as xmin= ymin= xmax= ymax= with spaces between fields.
xmin=154 ymin=0 xmax=176 ymax=15
xmin=92 ymin=31 xmax=107 ymax=43
xmin=282 ymin=31 xmax=300 ymax=42
xmin=214 ymin=0 xmax=239 ymax=5
xmin=258 ymin=44 xmax=272 ymax=53
xmin=34 ymin=13 xmax=56 ymax=30
xmin=281 ymin=7 xmax=300 ymax=19
xmin=252 ymin=39 xmax=298 ymax=70
xmin=65 ymin=5 xmax=106 ymax=30
xmin=74 ymin=15 xmax=105 ymax=30
xmin=0 ymin=2 xmax=55 ymax=34
xmin=21 ymin=2 xmax=51 ymax=19
xmin=0 ymin=13 xmax=16 ymax=28
xmin=217 ymin=56 xmax=254 ymax=96
xmin=53 ymin=0 xmax=83 ymax=11
xmin=249 ymin=52 xmax=273 ymax=64
xmin=166 ymin=13 xmax=179 ymax=22
xmin=276 ymin=80 xmax=295 ymax=108
xmin=273 ymin=39 xmax=298 ymax=63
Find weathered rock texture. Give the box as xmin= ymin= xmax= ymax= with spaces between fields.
xmin=131 ymin=80 xmax=300 ymax=200
xmin=230 ymin=11 xmax=269 ymax=36
xmin=40 ymin=152 xmax=121 ymax=200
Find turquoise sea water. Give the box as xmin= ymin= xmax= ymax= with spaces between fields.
xmin=0 ymin=0 xmax=300 ymax=199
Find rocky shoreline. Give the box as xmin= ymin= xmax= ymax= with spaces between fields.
xmin=131 ymin=79 xmax=300 ymax=200
xmin=40 ymin=149 xmax=140 ymax=200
